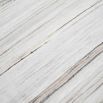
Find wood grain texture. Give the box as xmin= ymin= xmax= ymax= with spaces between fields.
xmin=44 ymin=52 xmax=103 ymax=103
xmin=0 ymin=0 xmax=103 ymax=103
xmin=0 ymin=0 xmax=102 ymax=75
xmin=30 ymin=43 xmax=103 ymax=103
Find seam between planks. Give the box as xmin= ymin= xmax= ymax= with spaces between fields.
xmin=0 ymin=0 xmax=102 ymax=76
xmin=29 ymin=42 xmax=103 ymax=103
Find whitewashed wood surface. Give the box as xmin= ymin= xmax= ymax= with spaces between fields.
xmin=0 ymin=0 xmax=103 ymax=103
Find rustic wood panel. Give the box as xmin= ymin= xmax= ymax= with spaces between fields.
xmin=0 ymin=0 xmax=103 ymax=103
xmin=0 ymin=0 xmax=102 ymax=75
xmin=44 ymin=52 xmax=103 ymax=103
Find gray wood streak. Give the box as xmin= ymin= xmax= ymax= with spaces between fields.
xmin=0 ymin=0 xmax=103 ymax=103
xmin=44 ymin=51 xmax=103 ymax=103
xmin=0 ymin=0 xmax=102 ymax=75
xmin=30 ymin=43 xmax=103 ymax=103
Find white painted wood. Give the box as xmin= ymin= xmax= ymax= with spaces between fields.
xmin=0 ymin=0 xmax=103 ymax=102
xmin=30 ymin=43 xmax=103 ymax=103
xmin=0 ymin=0 xmax=103 ymax=103
xmin=44 ymin=53 xmax=103 ymax=103
xmin=0 ymin=0 xmax=102 ymax=75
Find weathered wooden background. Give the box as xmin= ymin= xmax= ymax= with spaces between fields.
xmin=0 ymin=0 xmax=103 ymax=103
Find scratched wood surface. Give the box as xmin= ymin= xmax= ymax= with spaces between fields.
xmin=0 ymin=0 xmax=103 ymax=103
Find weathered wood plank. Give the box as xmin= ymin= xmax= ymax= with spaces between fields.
xmin=44 ymin=52 xmax=103 ymax=103
xmin=0 ymin=1 xmax=103 ymax=103
xmin=0 ymin=0 xmax=102 ymax=75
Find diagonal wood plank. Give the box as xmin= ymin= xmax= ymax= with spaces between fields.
xmin=0 ymin=0 xmax=102 ymax=75
xmin=44 ymin=52 xmax=103 ymax=103
xmin=0 ymin=1 xmax=103 ymax=103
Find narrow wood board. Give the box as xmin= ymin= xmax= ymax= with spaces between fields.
xmin=44 ymin=52 xmax=103 ymax=103
xmin=0 ymin=0 xmax=102 ymax=75
xmin=0 ymin=0 xmax=103 ymax=103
